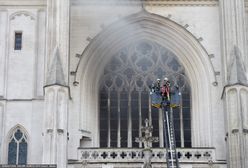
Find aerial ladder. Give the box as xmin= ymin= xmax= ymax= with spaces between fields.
xmin=150 ymin=78 xmax=180 ymax=168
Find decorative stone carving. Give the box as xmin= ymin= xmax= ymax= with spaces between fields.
xmin=10 ymin=11 xmax=35 ymax=21
xmin=135 ymin=119 xmax=159 ymax=149
xmin=227 ymin=46 xmax=247 ymax=85
xmin=46 ymin=47 xmax=66 ymax=86
xmin=135 ymin=119 xmax=159 ymax=168
xmin=78 ymin=148 xmax=217 ymax=164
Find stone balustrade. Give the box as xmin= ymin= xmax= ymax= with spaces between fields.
xmin=77 ymin=148 xmax=217 ymax=164
xmin=0 ymin=165 xmax=56 ymax=168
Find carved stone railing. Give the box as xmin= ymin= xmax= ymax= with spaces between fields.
xmin=0 ymin=165 xmax=56 ymax=168
xmin=77 ymin=148 xmax=219 ymax=164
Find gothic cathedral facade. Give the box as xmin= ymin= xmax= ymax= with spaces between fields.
xmin=0 ymin=0 xmax=248 ymax=168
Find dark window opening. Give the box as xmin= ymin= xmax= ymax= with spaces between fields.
xmin=8 ymin=128 xmax=28 ymax=165
xmin=14 ymin=32 xmax=22 ymax=50
xmin=99 ymin=40 xmax=191 ymax=148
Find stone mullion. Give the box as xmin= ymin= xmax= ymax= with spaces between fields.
xmin=159 ymin=108 xmax=164 ymax=147
xmin=117 ymin=91 xmax=121 ymax=148
xmin=180 ymin=96 xmax=184 ymax=147
xmin=16 ymin=142 xmax=19 ymax=164
xmin=148 ymin=90 xmax=153 ymax=147
xmin=138 ymin=91 xmax=142 ymax=148
xmin=107 ymin=90 xmax=111 ymax=148
xmin=148 ymin=93 xmax=152 ymax=124
xmin=127 ymin=92 xmax=132 ymax=147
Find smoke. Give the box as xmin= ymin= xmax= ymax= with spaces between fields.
xmin=70 ymin=0 xmax=149 ymax=65
xmin=71 ymin=0 xmax=147 ymax=48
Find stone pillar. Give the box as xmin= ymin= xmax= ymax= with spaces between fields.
xmin=223 ymin=85 xmax=248 ymax=168
xmin=220 ymin=1 xmax=248 ymax=167
xmin=0 ymin=11 xmax=7 ymax=162
xmin=143 ymin=149 xmax=152 ymax=168
xmin=0 ymin=102 xmax=4 ymax=163
xmin=45 ymin=0 xmax=70 ymax=85
xmin=43 ymin=0 xmax=70 ymax=167
xmin=219 ymin=0 xmax=248 ymax=82
xmin=43 ymin=85 xmax=69 ymax=168
xmin=34 ymin=10 xmax=46 ymax=97
xmin=42 ymin=47 xmax=69 ymax=168
xmin=0 ymin=10 xmax=8 ymax=97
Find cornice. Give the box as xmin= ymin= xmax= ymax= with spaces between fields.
xmin=146 ymin=0 xmax=218 ymax=7
xmin=71 ymin=0 xmax=218 ymax=7
xmin=0 ymin=0 xmax=46 ymax=6
xmin=0 ymin=0 xmax=218 ymax=7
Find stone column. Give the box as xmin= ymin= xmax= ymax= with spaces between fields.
xmin=42 ymin=47 xmax=69 ymax=168
xmin=223 ymin=85 xmax=248 ymax=168
xmin=220 ymin=1 xmax=248 ymax=168
xmin=0 ymin=10 xmax=8 ymax=97
xmin=0 ymin=102 xmax=4 ymax=163
xmin=219 ymin=0 xmax=248 ymax=82
xmin=43 ymin=85 xmax=69 ymax=168
xmin=43 ymin=0 xmax=70 ymax=167
xmin=34 ymin=10 xmax=46 ymax=97
xmin=45 ymin=0 xmax=70 ymax=85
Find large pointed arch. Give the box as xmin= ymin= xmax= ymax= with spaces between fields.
xmin=74 ymin=11 xmax=216 ymax=147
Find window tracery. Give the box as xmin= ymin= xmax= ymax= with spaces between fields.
xmin=8 ymin=127 xmax=28 ymax=165
xmin=100 ymin=40 xmax=191 ymax=148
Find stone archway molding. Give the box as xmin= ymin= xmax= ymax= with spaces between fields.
xmin=74 ymin=10 xmax=216 ymax=147
xmin=3 ymin=124 xmax=30 ymax=164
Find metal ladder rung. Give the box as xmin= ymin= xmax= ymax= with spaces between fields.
xmin=168 ymin=160 xmax=177 ymax=162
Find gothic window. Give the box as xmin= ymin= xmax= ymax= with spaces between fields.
xmin=8 ymin=127 xmax=28 ymax=165
xmin=14 ymin=32 xmax=22 ymax=50
xmin=99 ymin=40 xmax=191 ymax=148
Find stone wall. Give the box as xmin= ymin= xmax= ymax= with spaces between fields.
xmin=0 ymin=0 xmax=46 ymax=164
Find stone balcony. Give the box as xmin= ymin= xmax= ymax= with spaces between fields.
xmin=68 ymin=148 xmax=227 ymax=168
